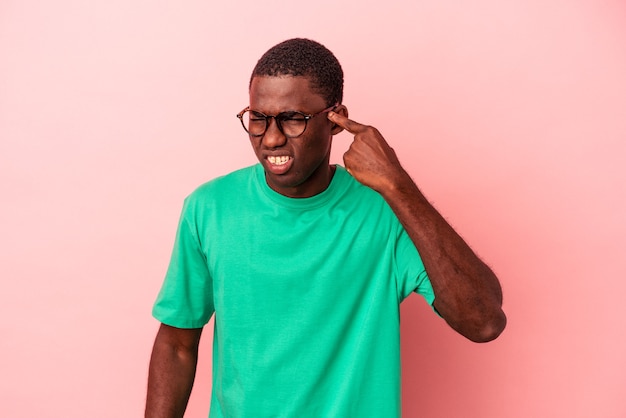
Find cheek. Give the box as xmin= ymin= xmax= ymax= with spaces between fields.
xmin=299 ymin=140 xmax=327 ymax=160
xmin=304 ymin=128 xmax=332 ymax=154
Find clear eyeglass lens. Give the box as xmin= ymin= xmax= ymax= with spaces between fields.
xmin=279 ymin=114 xmax=307 ymax=137
xmin=243 ymin=110 xmax=307 ymax=137
xmin=245 ymin=110 xmax=267 ymax=136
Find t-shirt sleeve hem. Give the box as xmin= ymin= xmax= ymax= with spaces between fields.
xmin=152 ymin=311 xmax=209 ymax=329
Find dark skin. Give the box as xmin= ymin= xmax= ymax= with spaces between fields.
xmin=328 ymin=111 xmax=506 ymax=342
xmin=145 ymin=325 xmax=202 ymax=418
xmin=146 ymin=75 xmax=506 ymax=417
xmin=246 ymin=76 xmax=346 ymax=198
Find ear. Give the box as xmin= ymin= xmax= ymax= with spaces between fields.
xmin=330 ymin=105 xmax=348 ymax=136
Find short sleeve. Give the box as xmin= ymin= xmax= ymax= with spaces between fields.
xmin=394 ymin=223 xmax=435 ymax=306
xmin=152 ymin=199 xmax=214 ymax=328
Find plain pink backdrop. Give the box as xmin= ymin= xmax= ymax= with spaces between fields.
xmin=1 ymin=1 xmax=625 ymax=417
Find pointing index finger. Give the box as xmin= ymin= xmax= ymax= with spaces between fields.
xmin=328 ymin=111 xmax=367 ymax=134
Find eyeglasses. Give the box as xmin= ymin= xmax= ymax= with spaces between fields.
xmin=236 ymin=104 xmax=337 ymax=138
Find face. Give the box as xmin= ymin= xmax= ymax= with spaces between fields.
xmin=248 ymin=75 xmax=345 ymax=198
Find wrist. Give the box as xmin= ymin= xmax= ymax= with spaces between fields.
xmin=378 ymin=168 xmax=416 ymax=198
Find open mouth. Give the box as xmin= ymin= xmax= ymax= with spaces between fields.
xmin=267 ymin=155 xmax=291 ymax=166
xmin=265 ymin=155 xmax=293 ymax=175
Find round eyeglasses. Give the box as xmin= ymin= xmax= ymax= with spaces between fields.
xmin=236 ymin=105 xmax=337 ymax=138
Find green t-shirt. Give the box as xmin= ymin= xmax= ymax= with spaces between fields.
xmin=153 ymin=164 xmax=435 ymax=418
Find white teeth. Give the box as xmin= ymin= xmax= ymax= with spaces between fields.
xmin=268 ymin=156 xmax=290 ymax=165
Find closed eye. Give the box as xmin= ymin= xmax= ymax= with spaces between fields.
xmin=278 ymin=111 xmax=307 ymax=121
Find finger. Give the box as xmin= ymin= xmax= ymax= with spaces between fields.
xmin=328 ymin=111 xmax=368 ymax=134
xmin=342 ymin=151 xmax=353 ymax=176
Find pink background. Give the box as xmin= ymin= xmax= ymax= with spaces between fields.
xmin=1 ymin=1 xmax=625 ymax=417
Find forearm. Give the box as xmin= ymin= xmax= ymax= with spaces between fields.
xmin=382 ymin=171 xmax=506 ymax=342
xmin=327 ymin=111 xmax=506 ymax=341
xmin=146 ymin=325 xmax=202 ymax=418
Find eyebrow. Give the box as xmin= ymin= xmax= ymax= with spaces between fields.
xmin=250 ymin=109 xmax=307 ymax=117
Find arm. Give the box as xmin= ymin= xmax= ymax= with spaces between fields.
xmin=146 ymin=324 xmax=203 ymax=418
xmin=328 ymin=111 xmax=506 ymax=342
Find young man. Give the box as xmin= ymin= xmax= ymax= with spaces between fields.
xmin=146 ymin=38 xmax=506 ymax=418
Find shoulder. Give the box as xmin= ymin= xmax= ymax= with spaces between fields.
xmin=334 ymin=165 xmax=396 ymax=219
xmin=336 ymin=165 xmax=388 ymax=204
xmin=187 ymin=165 xmax=257 ymax=203
xmin=176 ymin=165 xmax=258 ymax=221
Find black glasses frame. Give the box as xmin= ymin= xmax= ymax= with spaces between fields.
xmin=236 ymin=104 xmax=337 ymax=138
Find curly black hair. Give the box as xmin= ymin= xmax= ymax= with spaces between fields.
xmin=250 ymin=38 xmax=344 ymax=106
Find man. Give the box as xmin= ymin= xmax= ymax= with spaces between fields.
xmin=146 ymin=38 xmax=506 ymax=418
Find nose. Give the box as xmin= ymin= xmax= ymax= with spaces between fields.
xmin=262 ymin=117 xmax=287 ymax=148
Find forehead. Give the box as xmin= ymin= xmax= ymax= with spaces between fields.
xmin=249 ymin=75 xmax=326 ymax=113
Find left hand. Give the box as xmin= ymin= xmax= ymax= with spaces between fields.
xmin=329 ymin=112 xmax=506 ymax=343
xmin=328 ymin=111 xmax=408 ymax=194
